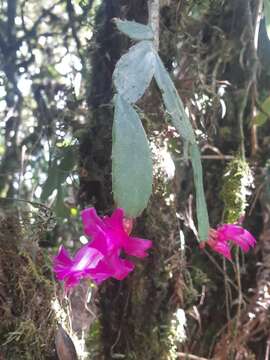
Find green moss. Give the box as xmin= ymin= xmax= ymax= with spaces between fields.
xmin=0 ymin=245 xmax=56 ymax=359
xmin=86 ymin=319 xmax=103 ymax=359
xmin=220 ymin=157 xmax=253 ymax=223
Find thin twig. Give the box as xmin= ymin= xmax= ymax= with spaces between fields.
xmin=251 ymin=0 xmax=263 ymax=156
xmin=234 ymin=247 xmax=243 ymax=338
xmin=265 ymin=338 xmax=270 ymax=360
xmin=202 ymin=249 xmax=241 ymax=294
xmin=223 ymin=258 xmax=232 ymax=322
xmin=177 ymin=352 xmax=210 ymax=360
xmin=175 ymin=155 xmax=235 ymax=162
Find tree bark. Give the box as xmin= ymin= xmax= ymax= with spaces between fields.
xmin=79 ymin=1 xmax=183 ymax=358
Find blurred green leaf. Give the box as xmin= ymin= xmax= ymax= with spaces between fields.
xmin=114 ymin=19 xmax=154 ymax=41
xmin=54 ymin=185 xmax=70 ymax=218
xmin=112 ymin=95 xmax=152 ymax=217
xmin=41 ymin=146 xmax=76 ymax=201
xmin=190 ymin=143 xmax=209 ymax=241
xmin=253 ymin=96 xmax=270 ymax=126
xmin=47 ymin=64 xmax=60 ymax=78
xmin=154 ymin=54 xmax=195 ymax=143
xmin=264 ymin=0 xmax=270 ymax=40
xmin=0 ymin=144 xmax=5 ymax=156
xmin=57 ymin=146 xmax=76 ymax=184
xmin=40 ymin=159 xmax=59 ymax=202
xmin=154 ymin=53 xmax=209 ymax=241
xmin=113 ymin=40 xmax=156 ymax=104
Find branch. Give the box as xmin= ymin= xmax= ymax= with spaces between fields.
xmin=7 ymin=0 xmax=17 ymax=43
xmin=148 ymin=0 xmax=160 ymax=50
xmin=66 ymin=0 xmax=85 ymax=67
xmin=18 ymin=0 xmax=63 ymax=46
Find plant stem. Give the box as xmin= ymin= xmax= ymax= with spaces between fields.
xmin=148 ymin=0 xmax=160 ymax=50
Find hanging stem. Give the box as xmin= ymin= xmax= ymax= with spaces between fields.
xmin=251 ymin=0 xmax=263 ymax=156
xmin=147 ymin=0 xmax=160 ymax=50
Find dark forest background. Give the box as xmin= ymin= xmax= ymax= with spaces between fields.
xmin=1 ymin=0 xmax=270 ymax=359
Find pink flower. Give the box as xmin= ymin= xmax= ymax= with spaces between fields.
xmin=204 ymin=224 xmax=256 ymax=260
xmin=53 ymin=208 xmax=152 ymax=290
xmin=81 ymin=208 xmax=152 ymax=259
xmin=53 ymin=244 xmax=102 ymax=289
xmin=53 ymin=244 xmax=134 ymax=291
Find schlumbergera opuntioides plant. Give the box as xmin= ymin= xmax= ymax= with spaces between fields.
xmin=53 ymin=20 xmax=257 ymax=291
xmin=53 ymin=19 xmax=210 ymax=292
xmin=111 ymin=19 xmax=256 ymax=261
xmin=111 ymin=19 xmax=209 ymax=241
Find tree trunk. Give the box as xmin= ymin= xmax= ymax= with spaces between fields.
xmin=79 ymin=1 xmax=182 ymax=358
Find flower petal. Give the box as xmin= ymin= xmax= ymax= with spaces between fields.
xmin=104 ymin=208 xmax=124 ymax=229
xmin=81 ymin=207 xmax=105 ymax=237
xmin=124 ymin=236 xmax=152 ymax=258
xmin=241 ymin=229 xmax=256 ymax=247
xmin=53 ymin=244 xmax=104 ymax=289
xmin=53 ymin=245 xmax=73 ymax=280
xmin=88 ymin=252 xmax=135 ymax=283
xmin=216 ymin=224 xmax=243 ymax=243
xmin=217 ymin=224 xmax=256 ymax=252
xmin=87 ymin=260 xmax=115 ymax=284
xmin=73 ymin=244 xmax=104 ymax=271
xmin=209 ymin=240 xmax=232 ymax=260
xmin=81 ymin=207 xmax=122 ymax=253
xmin=219 ymin=224 xmax=244 ymax=236
xmin=108 ymin=253 xmax=135 ymax=280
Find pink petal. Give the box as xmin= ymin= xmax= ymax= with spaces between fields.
xmin=103 ymin=208 xmax=124 ymax=229
xmin=88 ymin=252 xmax=135 ymax=283
xmin=87 ymin=260 xmax=115 ymax=284
xmin=53 ymin=245 xmax=73 ymax=280
xmin=73 ymin=244 xmax=104 ymax=271
xmin=107 ymin=252 xmax=135 ymax=280
xmin=208 ymin=240 xmax=232 ymax=260
xmin=217 ymin=224 xmax=256 ymax=253
xmin=81 ymin=207 xmax=105 ymax=237
xmin=86 ymin=233 xmax=113 ymax=255
xmin=216 ymin=224 xmax=243 ymax=243
xmin=81 ymin=207 xmax=122 ymax=252
xmin=230 ymin=235 xmax=250 ymax=252
xmin=53 ymin=244 xmax=103 ymax=289
xmin=241 ymin=229 xmax=256 ymax=247
xmin=124 ymin=237 xmax=152 ymax=258
xmin=219 ymin=224 xmax=244 ymax=236
xmin=64 ymin=274 xmax=82 ymax=289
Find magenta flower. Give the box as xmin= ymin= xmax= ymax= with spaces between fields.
xmin=81 ymin=207 xmax=152 ymax=259
xmin=53 ymin=208 xmax=152 ymax=290
xmin=53 ymin=244 xmax=103 ymax=289
xmin=204 ymin=224 xmax=256 ymax=260
xmin=53 ymin=244 xmax=135 ymax=290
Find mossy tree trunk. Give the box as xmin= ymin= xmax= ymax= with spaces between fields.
xmin=79 ymin=0 xmax=270 ymax=358
xmin=0 ymin=212 xmax=56 ymax=360
xmin=79 ymin=1 xmax=182 ymax=359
